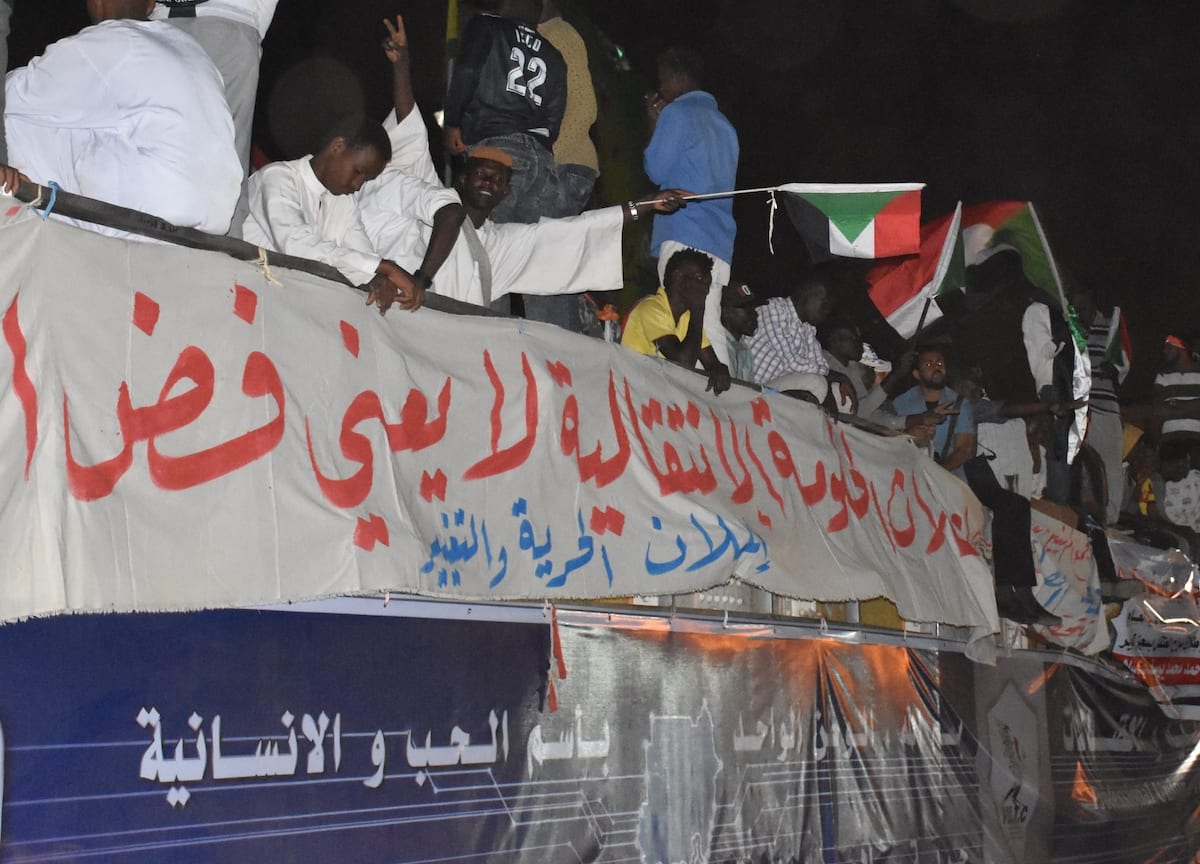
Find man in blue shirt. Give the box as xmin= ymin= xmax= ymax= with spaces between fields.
xmin=885 ymin=346 xmax=976 ymax=477
xmin=644 ymin=46 xmax=739 ymax=365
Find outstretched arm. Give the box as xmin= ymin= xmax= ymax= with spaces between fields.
xmin=621 ymin=188 xmax=686 ymax=224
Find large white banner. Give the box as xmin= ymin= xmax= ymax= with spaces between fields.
xmin=0 ymin=207 xmax=999 ymax=653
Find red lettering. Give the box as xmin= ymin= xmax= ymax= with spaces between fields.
xmin=386 ymin=379 xmax=452 ymax=452
xmin=561 ymin=372 xmax=631 ymax=488
xmin=3 ymin=295 xmax=37 ymax=481
xmin=148 ymin=351 xmax=285 ymax=490
xmin=353 ymin=513 xmax=390 ymax=551
xmin=306 ymin=392 xmax=378 ymax=508
xmin=882 ymin=469 xmax=916 ymax=549
xmin=750 ymin=396 xmax=771 ymax=426
xmin=764 ymin=430 xmax=827 ymax=512
xmin=743 ymin=428 xmax=784 ymax=514
xmin=66 ymin=346 xmax=215 ymax=501
xmin=545 ymin=359 xmax=572 ymax=387
xmin=710 ymin=411 xmax=754 ymax=504
xmin=65 ymin=387 xmax=134 ymax=502
xmin=948 ymin=512 xmax=981 ymax=557
xmin=463 ymin=351 xmax=538 ymax=480
xmin=910 ymin=471 xmax=948 ymax=554
xmin=622 ymin=379 xmax=716 ymax=496
xmin=867 ymin=479 xmax=899 ymax=553
xmin=309 ymin=378 xmax=452 ymax=507
xmin=419 ymin=469 xmax=448 ymax=502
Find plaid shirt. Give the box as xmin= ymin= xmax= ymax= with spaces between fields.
xmin=745 ymin=297 xmax=828 ymax=384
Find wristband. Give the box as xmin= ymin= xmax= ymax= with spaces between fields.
xmin=413 ymin=269 xmax=433 ymax=289
xmin=626 ymin=200 xmax=639 ymax=222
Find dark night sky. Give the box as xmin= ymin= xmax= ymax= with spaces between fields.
xmin=10 ymin=0 xmax=1200 ymax=399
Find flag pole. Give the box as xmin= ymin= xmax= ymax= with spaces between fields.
xmin=631 ymin=186 xmax=777 ymax=207
xmin=908 ymin=296 xmax=934 ymax=346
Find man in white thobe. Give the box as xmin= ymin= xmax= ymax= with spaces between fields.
xmin=3 ymin=0 xmax=240 ymax=236
xmin=243 ymin=117 xmax=422 ymax=314
xmin=359 ymin=103 xmax=673 ymax=310
xmin=151 ymin=0 xmax=280 ymax=236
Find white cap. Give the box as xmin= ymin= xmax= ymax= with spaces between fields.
xmin=766 ymin=373 xmax=828 ymax=403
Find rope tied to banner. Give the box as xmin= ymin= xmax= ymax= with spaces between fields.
xmin=768 ymin=189 xmax=780 ymax=255
xmin=33 ymin=182 xmax=60 ymax=220
xmin=255 ymin=246 xmax=283 ymax=286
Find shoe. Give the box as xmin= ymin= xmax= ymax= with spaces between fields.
xmin=996 ymin=584 xmax=1061 ymax=627
xmin=1014 ymin=585 xmax=1061 ymax=627
xmin=995 ymin=584 xmax=1034 ymax=623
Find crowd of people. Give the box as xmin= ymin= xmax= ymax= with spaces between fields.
xmin=3 ymin=0 xmax=1199 ymax=629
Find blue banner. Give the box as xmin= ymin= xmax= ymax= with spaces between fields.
xmin=1 ymin=603 xmax=1198 ymax=862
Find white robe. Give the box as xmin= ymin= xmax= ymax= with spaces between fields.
xmin=243 ymin=157 xmax=382 ymax=286
xmin=357 ymin=108 xmax=625 ymax=308
xmin=149 ymin=0 xmax=279 ymax=39
xmin=4 ymin=20 xmax=241 ymax=236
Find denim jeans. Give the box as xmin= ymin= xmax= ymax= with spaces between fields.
xmin=522 ymin=164 xmax=598 ymax=332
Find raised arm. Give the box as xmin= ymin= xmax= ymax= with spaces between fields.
xmin=383 ymin=16 xmax=415 ymax=123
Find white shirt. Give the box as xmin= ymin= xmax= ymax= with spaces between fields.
xmin=976 ymin=418 xmax=1045 ymax=499
xmin=1021 ymin=302 xmax=1059 ymax=393
xmin=1164 ymin=469 xmax=1200 ymax=533
xmin=357 ymin=108 xmax=625 ymax=307
xmin=150 ymin=0 xmax=279 ymax=39
xmin=4 ymin=20 xmax=241 ymax=236
xmin=243 ymin=157 xmax=382 ymax=285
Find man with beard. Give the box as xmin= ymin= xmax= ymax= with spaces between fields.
xmin=884 ymin=346 xmax=976 ymax=476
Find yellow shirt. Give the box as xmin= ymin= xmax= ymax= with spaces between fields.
xmin=538 ymin=17 xmax=599 ymax=172
xmin=621 ymin=288 xmax=709 ymax=357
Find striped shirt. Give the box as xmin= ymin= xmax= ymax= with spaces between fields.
xmin=1083 ymin=312 xmax=1123 ymax=416
xmin=1155 ymin=369 xmax=1200 ymax=441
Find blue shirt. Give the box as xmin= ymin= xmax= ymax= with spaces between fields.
xmin=643 ymin=90 xmax=739 ymax=262
xmin=888 ymin=385 xmax=975 ymax=461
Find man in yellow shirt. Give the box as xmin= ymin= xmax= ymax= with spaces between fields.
xmin=622 ymin=248 xmax=731 ymax=394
